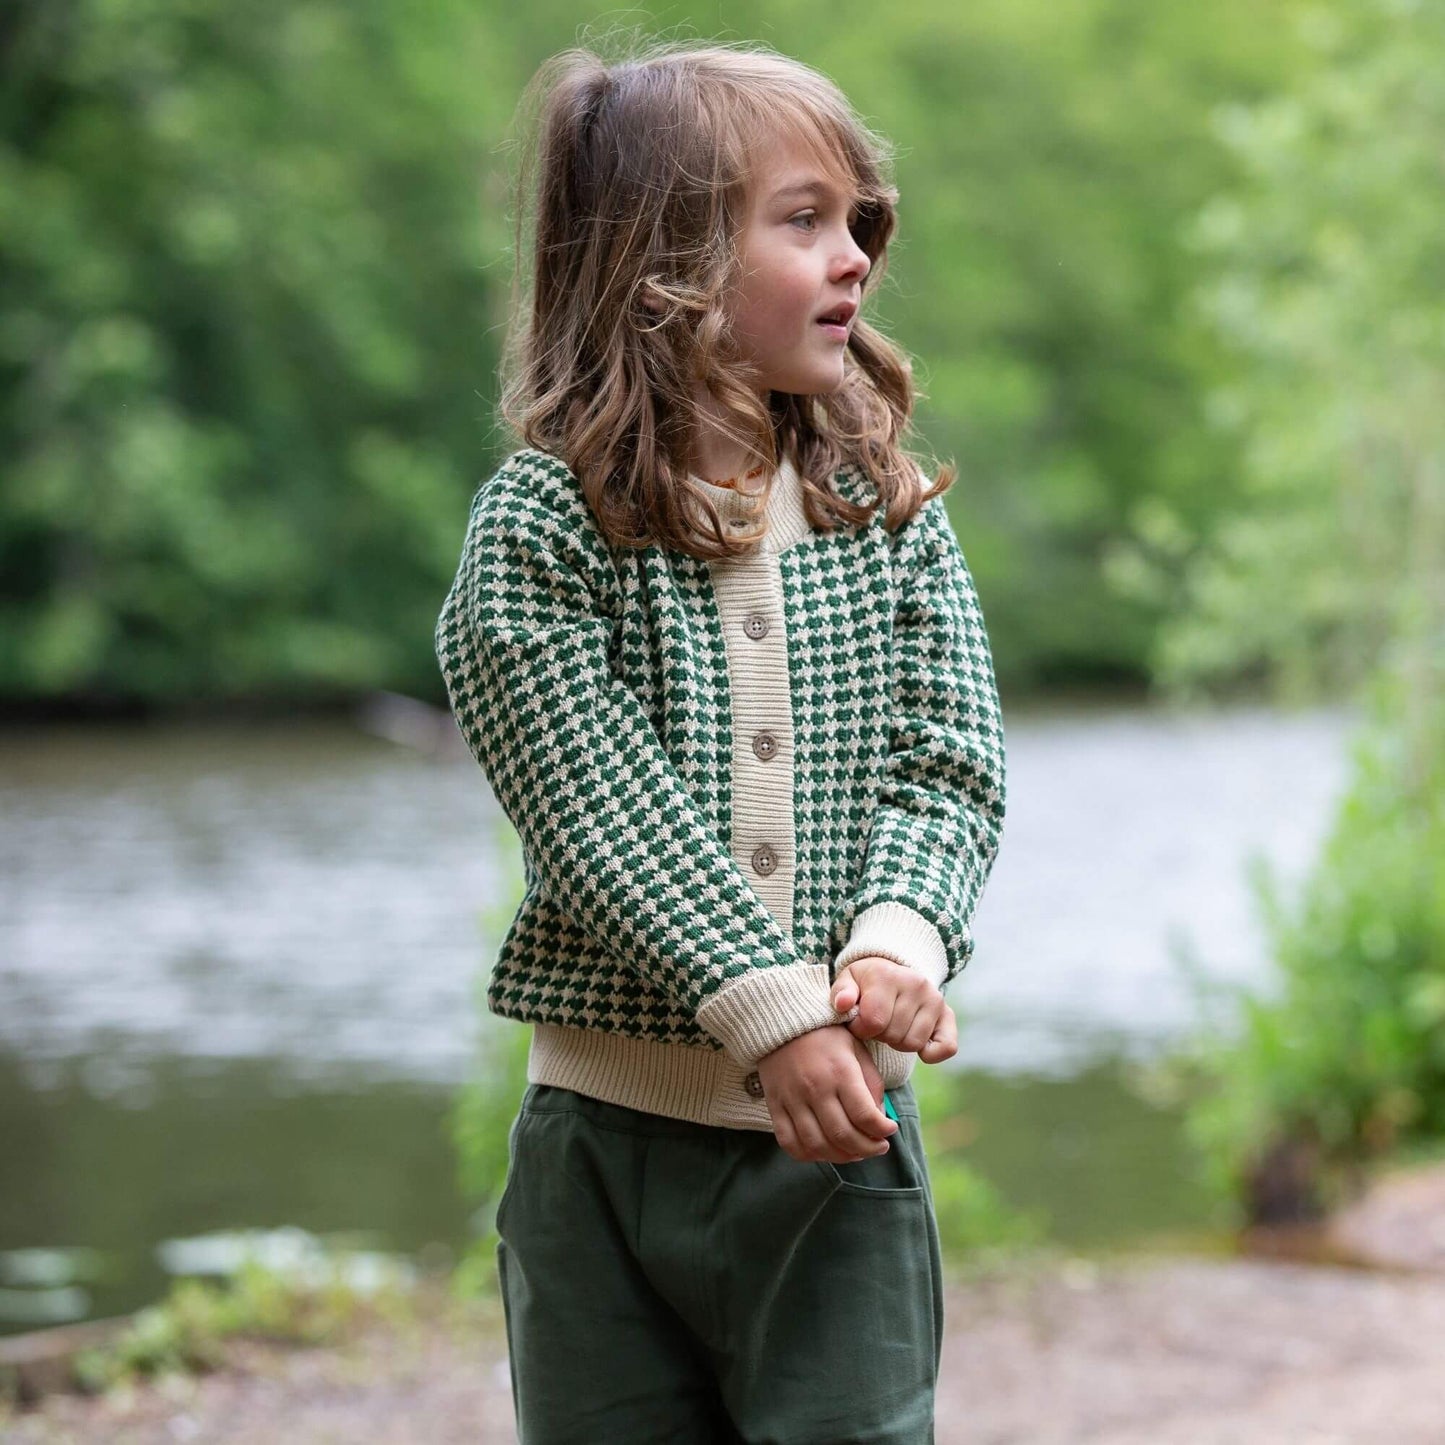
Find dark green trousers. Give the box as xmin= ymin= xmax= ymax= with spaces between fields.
xmin=494 ymin=1079 xmax=944 ymax=1444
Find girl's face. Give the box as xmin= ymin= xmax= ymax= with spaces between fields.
xmin=726 ymin=134 xmax=873 ymax=398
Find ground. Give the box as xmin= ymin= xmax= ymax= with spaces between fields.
xmin=5 ymin=1162 xmax=1445 ymax=1444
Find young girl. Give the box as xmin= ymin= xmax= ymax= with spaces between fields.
xmin=436 ymin=39 xmax=1006 ymax=1443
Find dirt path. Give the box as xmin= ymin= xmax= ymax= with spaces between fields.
xmin=4 ymin=1252 xmax=1445 ymax=1445
xmin=939 ymin=1252 xmax=1445 ymax=1444
xmin=7 ymin=1164 xmax=1445 ymax=1444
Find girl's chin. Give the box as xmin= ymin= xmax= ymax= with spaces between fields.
xmin=769 ymin=365 xmax=848 ymax=397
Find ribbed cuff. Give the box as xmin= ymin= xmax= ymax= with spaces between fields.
xmin=694 ymin=963 xmax=840 ymax=1068
xmin=833 ymin=902 xmax=949 ymax=993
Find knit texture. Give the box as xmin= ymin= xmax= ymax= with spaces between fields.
xmin=435 ymin=447 xmax=1006 ymax=1128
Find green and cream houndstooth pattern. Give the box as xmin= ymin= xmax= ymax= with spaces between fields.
xmin=435 ymin=447 xmax=1006 ymax=1130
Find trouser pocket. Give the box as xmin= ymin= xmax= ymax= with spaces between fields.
xmin=812 ymin=1104 xmax=929 ymax=1197
xmin=712 ymin=1101 xmax=942 ymax=1442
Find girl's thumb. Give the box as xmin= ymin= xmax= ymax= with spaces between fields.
xmin=832 ymin=970 xmax=859 ymax=1014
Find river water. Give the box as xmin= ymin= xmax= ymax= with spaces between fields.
xmin=0 ymin=700 xmax=1356 ymax=1331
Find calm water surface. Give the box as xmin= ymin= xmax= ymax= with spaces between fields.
xmin=0 ymin=701 xmax=1356 ymax=1332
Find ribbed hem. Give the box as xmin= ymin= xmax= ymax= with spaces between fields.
xmin=834 ymin=901 xmax=949 ymax=993
xmin=528 ymin=1021 xmax=917 ymax=1133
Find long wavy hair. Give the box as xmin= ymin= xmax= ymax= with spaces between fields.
xmin=498 ymin=39 xmax=955 ymax=556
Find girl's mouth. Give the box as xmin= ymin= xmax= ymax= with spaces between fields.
xmin=815 ymin=301 xmax=857 ymax=343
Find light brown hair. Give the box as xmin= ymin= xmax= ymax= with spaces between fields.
xmin=498 ymin=38 xmax=955 ymax=556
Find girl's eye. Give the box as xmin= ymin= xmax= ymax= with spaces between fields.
xmin=789 ymin=211 xmax=818 ymax=232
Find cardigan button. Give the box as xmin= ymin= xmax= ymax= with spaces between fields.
xmin=751 ymin=844 xmax=778 ymax=876
xmin=752 ymin=730 xmax=778 ymax=761
xmin=743 ymin=1071 xmax=765 ymax=1098
xmin=743 ymin=613 xmax=769 ymax=640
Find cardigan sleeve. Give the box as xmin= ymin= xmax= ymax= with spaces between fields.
xmin=828 ymin=491 xmax=1007 ymax=993
xmin=435 ymin=452 xmax=842 ymax=1069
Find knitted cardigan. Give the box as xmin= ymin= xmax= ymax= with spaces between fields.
xmin=435 ymin=447 xmax=1006 ymax=1131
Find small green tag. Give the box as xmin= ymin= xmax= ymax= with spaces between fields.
xmin=882 ymin=1091 xmax=899 ymax=1122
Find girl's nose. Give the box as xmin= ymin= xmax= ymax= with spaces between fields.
xmin=832 ymin=234 xmax=871 ymax=284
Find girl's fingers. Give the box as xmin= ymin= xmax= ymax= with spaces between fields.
xmin=848 ymin=983 xmax=902 ymax=1041
xmin=791 ymin=1104 xmax=840 ymax=1163
xmin=898 ymin=999 xmax=938 ymax=1055
xmin=842 ymin=965 xmax=955 ymax=1056
xmin=861 ymin=987 xmax=938 ymax=1053
xmin=920 ymin=1005 xmax=959 ymax=1063
xmin=839 ymin=1072 xmax=896 ymax=1143
xmin=770 ymin=1100 xmax=801 ymax=1158
xmin=815 ymin=1094 xmax=891 ymax=1160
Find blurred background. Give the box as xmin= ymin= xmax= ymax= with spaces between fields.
xmin=3 ymin=0 xmax=1442 ymax=1339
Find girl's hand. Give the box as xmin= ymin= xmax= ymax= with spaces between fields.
xmin=755 ymin=1026 xmax=897 ymax=1164
xmin=830 ymin=956 xmax=958 ymax=1063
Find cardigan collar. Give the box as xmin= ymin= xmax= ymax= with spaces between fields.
xmin=687 ymin=454 xmax=815 ymax=556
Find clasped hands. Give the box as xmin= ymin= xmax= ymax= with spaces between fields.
xmin=754 ymin=955 xmax=958 ymax=1167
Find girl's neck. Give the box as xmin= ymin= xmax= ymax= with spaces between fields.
xmin=686 ymin=382 xmax=776 ymax=483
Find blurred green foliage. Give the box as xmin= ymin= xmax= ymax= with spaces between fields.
xmin=2 ymin=0 xmax=511 ymax=704
xmin=1182 ymin=670 xmax=1445 ymax=1222
xmin=1163 ymin=0 xmax=1445 ymax=1218
xmin=1135 ymin=0 xmax=1445 ymax=705
xmin=69 ymin=1247 xmax=416 ymax=1394
xmin=3 ymin=0 xmax=1309 ymax=705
